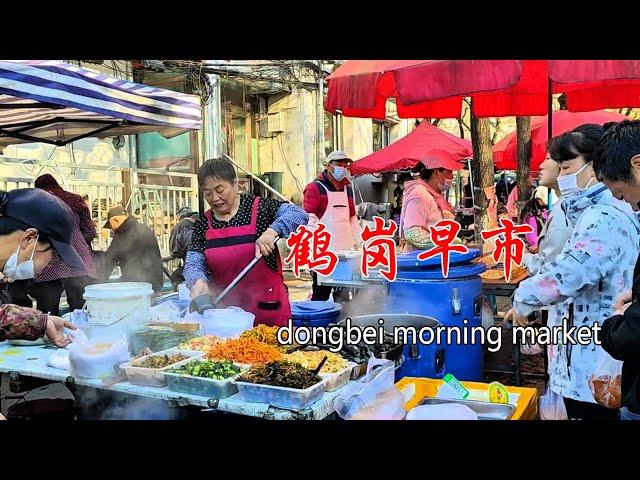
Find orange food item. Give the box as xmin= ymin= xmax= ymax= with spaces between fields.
xmin=206 ymin=337 xmax=283 ymax=365
xmin=589 ymin=375 xmax=622 ymax=409
xmin=480 ymin=269 xmax=504 ymax=280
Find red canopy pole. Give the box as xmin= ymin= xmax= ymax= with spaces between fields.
xmin=546 ymin=77 xmax=554 ymax=209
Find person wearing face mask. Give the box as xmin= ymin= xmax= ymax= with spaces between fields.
xmin=519 ymin=154 xmax=574 ymax=370
xmin=303 ymin=150 xmax=362 ymax=301
xmin=398 ymin=150 xmax=462 ymax=252
xmin=505 ymin=123 xmax=640 ymax=420
xmin=0 ymin=189 xmax=78 ymax=348
xmin=8 ymin=174 xmax=98 ymax=316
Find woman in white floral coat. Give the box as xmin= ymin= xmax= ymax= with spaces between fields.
xmin=506 ymin=124 xmax=640 ymax=420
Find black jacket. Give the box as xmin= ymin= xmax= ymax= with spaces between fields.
xmin=600 ymin=254 xmax=640 ymax=414
xmin=169 ymin=214 xmax=198 ymax=261
xmin=104 ymin=217 xmax=164 ymax=292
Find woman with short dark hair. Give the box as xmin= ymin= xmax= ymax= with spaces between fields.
xmin=184 ymin=158 xmax=309 ymax=326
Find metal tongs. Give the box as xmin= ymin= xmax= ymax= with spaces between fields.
xmin=312 ymin=356 xmax=329 ymax=375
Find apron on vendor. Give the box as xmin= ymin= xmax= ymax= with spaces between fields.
xmin=303 ymin=150 xmax=363 ymax=301
xmin=184 ymin=157 xmax=309 ymax=327
xmin=399 ymin=149 xmax=463 ymax=252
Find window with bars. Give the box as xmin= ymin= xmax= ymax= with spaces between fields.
xmin=324 ymin=111 xmax=344 ymax=156
xmin=372 ymin=120 xmax=391 ymax=152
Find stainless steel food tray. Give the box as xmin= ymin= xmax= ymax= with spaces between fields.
xmin=418 ymin=397 xmax=516 ymax=420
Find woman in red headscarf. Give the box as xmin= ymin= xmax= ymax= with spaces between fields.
xmin=8 ymin=174 xmax=97 ymax=314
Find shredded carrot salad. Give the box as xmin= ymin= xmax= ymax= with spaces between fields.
xmin=206 ymin=337 xmax=283 ymax=364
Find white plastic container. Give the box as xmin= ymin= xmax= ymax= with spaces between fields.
xmin=320 ymin=363 xmax=356 ymax=392
xmin=120 ymin=348 xmax=203 ymax=387
xmin=83 ymin=282 xmax=154 ymax=346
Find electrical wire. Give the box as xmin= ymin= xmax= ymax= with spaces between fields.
xmin=275 ymin=133 xmax=304 ymax=194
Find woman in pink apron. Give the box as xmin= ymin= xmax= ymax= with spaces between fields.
xmin=399 ymin=150 xmax=463 ymax=252
xmin=184 ymin=158 xmax=309 ymax=327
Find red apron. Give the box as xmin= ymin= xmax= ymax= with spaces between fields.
xmin=204 ymin=196 xmax=290 ymax=327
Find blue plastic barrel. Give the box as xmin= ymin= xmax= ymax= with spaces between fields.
xmin=291 ymin=301 xmax=343 ymax=328
xmin=385 ymin=249 xmax=486 ymax=381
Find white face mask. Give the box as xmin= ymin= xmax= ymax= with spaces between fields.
xmin=3 ymin=234 xmax=38 ymax=281
xmin=557 ymin=162 xmax=594 ymax=198
xmin=438 ymin=171 xmax=452 ymax=192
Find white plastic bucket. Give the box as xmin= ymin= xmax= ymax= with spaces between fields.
xmin=83 ymin=282 xmax=153 ymax=345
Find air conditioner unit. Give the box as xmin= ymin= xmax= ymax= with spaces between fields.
xmin=267 ymin=112 xmax=284 ymax=133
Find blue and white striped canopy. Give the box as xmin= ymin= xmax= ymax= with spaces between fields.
xmin=0 ymin=60 xmax=202 ymax=148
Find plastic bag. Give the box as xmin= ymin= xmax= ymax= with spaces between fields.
xmin=148 ymin=302 xmax=181 ymax=324
xmin=589 ymin=347 xmax=623 ymax=409
xmin=520 ymin=312 xmax=543 ymax=355
xmin=63 ymin=309 xmax=89 ymax=329
xmin=178 ymin=283 xmax=191 ymax=301
xmin=481 ymin=298 xmax=494 ymax=331
xmin=539 ymin=386 xmax=568 ymax=420
xmin=194 ymin=307 xmax=255 ymax=339
xmin=68 ymin=330 xmax=130 ymax=380
xmin=47 ymin=350 xmax=70 ymax=371
xmin=333 ymin=358 xmax=406 ymax=420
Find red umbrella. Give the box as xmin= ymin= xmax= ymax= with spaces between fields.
xmin=350 ymin=121 xmax=472 ymax=176
xmin=492 ymin=110 xmax=628 ymax=171
xmin=326 ymin=60 xmax=640 ymax=119
xmin=326 ymin=60 xmax=526 ymax=119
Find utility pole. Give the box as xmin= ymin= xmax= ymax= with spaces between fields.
xmin=316 ymin=60 xmax=325 ymax=175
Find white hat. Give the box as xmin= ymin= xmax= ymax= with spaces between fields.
xmin=419 ymin=149 xmax=463 ymax=171
xmin=326 ymin=150 xmax=352 ymax=163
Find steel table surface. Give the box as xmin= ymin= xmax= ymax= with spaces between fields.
xmin=0 ymin=342 xmax=347 ymax=420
